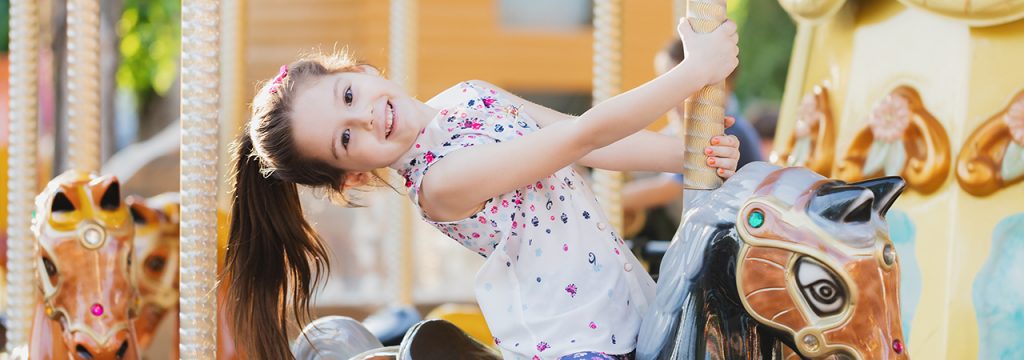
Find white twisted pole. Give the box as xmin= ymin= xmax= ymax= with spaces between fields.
xmin=180 ymin=0 xmax=221 ymax=358
xmin=389 ymin=0 xmax=417 ymax=305
xmin=6 ymin=0 xmax=40 ymax=351
xmin=591 ymin=0 xmax=625 ymax=234
xmin=66 ymin=0 xmax=102 ymax=172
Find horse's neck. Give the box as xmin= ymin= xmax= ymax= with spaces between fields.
xmin=29 ymin=303 xmax=70 ymax=360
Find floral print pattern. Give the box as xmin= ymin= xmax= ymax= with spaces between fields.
xmin=395 ymin=82 xmax=655 ymax=359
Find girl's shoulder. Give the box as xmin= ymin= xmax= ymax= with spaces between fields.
xmin=426 ymin=80 xmax=507 ymax=110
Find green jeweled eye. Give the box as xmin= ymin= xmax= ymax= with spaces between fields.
xmin=748 ymin=210 xmax=765 ymax=228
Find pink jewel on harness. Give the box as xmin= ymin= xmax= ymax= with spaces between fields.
xmin=90 ymin=303 xmax=104 ymax=316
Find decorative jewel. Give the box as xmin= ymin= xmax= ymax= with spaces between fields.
xmin=802 ymin=334 xmax=819 ymax=351
xmin=748 ymin=210 xmax=765 ymax=228
xmin=883 ymin=244 xmax=897 ymax=266
xmin=892 ymin=339 xmax=904 ymax=354
xmin=90 ymin=303 xmax=104 ymax=317
xmin=82 ymin=227 xmax=104 ymax=247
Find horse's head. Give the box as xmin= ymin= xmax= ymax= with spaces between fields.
xmin=33 ymin=171 xmax=139 ymax=359
xmin=125 ymin=193 xmax=180 ymax=350
xmin=735 ymin=167 xmax=907 ymax=359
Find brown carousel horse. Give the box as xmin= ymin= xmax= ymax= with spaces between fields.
xmin=29 ymin=171 xmax=139 ymax=360
xmin=125 ymin=193 xmax=238 ymax=359
xmin=637 ymin=163 xmax=908 ymax=360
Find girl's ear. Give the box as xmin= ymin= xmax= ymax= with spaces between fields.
xmin=342 ymin=171 xmax=372 ymax=190
xmin=358 ymin=64 xmax=382 ymax=76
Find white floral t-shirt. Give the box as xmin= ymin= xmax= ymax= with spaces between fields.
xmin=393 ymin=82 xmax=656 ymax=359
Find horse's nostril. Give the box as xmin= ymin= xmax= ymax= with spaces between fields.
xmin=75 ymin=344 xmax=94 ymax=360
xmin=116 ymin=339 xmax=130 ymax=359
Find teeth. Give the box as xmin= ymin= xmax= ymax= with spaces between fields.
xmin=385 ymin=103 xmax=394 ymax=137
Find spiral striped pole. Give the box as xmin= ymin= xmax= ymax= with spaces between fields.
xmin=180 ymin=0 xmax=221 ymax=358
xmin=5 ymin=0 xmax=40 ymax=351
xmin=389 ymin=0 xmax=418 ymax=305
xmin=681 ymin=0 xmax=729 ymax=190
xmin=66 ymin=0 xmax=102 ymax=173
xmin=590 ymin=0 xmax=626 ymax=234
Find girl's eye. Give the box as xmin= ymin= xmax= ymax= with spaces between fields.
xmin=344 ymin=86 xmax=353 ymax=105
xmin=341 ymin=129 xmax=351 ymax=149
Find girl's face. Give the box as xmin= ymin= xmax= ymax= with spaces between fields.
xmin=291 ymin=71 xmax=435 ymax=173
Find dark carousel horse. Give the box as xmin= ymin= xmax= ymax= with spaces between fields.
xmin=637 ymin=163 xmax=908 ymax=360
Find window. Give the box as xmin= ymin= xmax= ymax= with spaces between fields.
xmin=498 ymin=0 xmax=592 ymax=31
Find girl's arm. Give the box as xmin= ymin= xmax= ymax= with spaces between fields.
xmin=419 ymin=19 xmax=738 ymax=222
xmin=465 ymin=80 xmax=741 ymax=175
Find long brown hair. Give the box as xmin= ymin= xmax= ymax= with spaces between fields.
xmin=225 ymin=52 xmax=368 ymax=359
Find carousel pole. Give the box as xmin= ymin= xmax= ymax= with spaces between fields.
xmin=389 ymin=0 xmax=418 ymax=305
xmin=180 ymin=0 xmax=221 ymax=358
xmin=5 ymin=0 xmax=40 ymax=351
xmin=66 ymin=0 xmax=102 ymax=173
xmin=591 ymin=0 xmax=626 ymax=234
xmin=680 ymin=0 xmax=729 ymax=191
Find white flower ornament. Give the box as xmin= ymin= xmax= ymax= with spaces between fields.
xmin=863 ymin=94 xmax=911 ymax=176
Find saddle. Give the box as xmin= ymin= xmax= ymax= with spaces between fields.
xmin=294 ymin=317 xmax=500 ymax=360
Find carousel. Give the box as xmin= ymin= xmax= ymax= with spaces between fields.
xmin=2 ymin=0 xmax=1021 ymax=359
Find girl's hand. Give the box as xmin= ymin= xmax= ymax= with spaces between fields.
xmin=677 ymin=18 xmax=739 ymax=86
xmin=705 ymin=116 xmax=741 ymax=179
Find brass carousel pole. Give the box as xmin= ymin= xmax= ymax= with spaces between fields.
xmin=591 ymin=0 xmax=626 ymax=234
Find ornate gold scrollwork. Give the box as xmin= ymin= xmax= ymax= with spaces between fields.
xmin=836 ymin=86 xmax=951 ymax=194
xmin=956 ymin=90 xmax=1024 ymax=196
xmin=773 ymin=85 xmax=835 ymax=176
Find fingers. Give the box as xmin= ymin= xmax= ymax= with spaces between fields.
xmin=709 ymin=134 xmax=740 ymax=148
xmin=705 ymin=145 xmax=738 ymax=160
xmin=724 ymin=116 xmax=736 ymax=129
xmin=707 ymin=156 xmax=737 ymax=173
xmin=677 ymin=18 xmax=695 ymax=37
xmin=720 ymin=20 xmax=738 ymax=34
xmin=717 ymin=168 xmax=736 ymax=179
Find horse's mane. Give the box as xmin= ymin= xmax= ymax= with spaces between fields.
xmin=637 ymin=162 xmax=781 ymax=359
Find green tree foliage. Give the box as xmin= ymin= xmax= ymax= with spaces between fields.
xmin=729 ymin=0 xmax=796 ymax=107
xmin=117 ymin=0 xmax=180 ymax=105
xmin=1 ymin=0 xmax=10 ymax=53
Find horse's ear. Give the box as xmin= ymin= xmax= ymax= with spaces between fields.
xmin=99 ymin=179 xmax=121 ymax=211
xmin=52 ymin=190 xmax=76 ymax=213
xmin=850 ymin=177 xmax=906 ymax=217
xmin=126 ymin=196 xmax=147 ymax=224
xmin=809 ymin=185 xmax=874 ymax=223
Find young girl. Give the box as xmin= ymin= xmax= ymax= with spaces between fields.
xmin=226 ymin=18 xmax=740 ymax=360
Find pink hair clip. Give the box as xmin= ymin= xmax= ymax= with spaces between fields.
xmin=269 ymin=65 xmax=288 ymax=94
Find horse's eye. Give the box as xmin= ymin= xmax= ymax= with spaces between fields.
xmin=145 ymin=255 xmax=167 ymax=273
xmin=795 ymin=257 xmax=847 ymax=317
xmin=42 ymin=256 xmax=58 ymax=278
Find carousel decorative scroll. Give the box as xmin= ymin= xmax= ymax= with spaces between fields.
xmin=773 ymin=85 xmax=835 ymax=176
xmin=956 ymin=90 xmax=1024 ymax=196
xmin=836 ymin=86 xmax=951 ymax=194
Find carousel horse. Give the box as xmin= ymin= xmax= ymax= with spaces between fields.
xmin=124 ymin=193 xmax=238 ymax=359
xmin=124 ymin=193 xmax=179 ymax=353
xmin=637 ymin=162 xmax=908 ymax=359
xmin=29 ymin=171 xmax=140 ymax=360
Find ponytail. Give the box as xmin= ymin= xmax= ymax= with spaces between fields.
xmin=224 ymin=134 xmax=330 ymax=360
